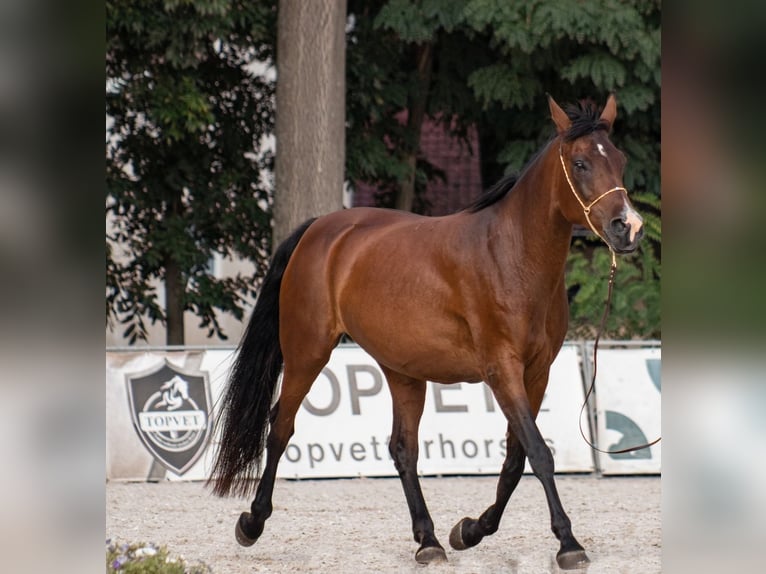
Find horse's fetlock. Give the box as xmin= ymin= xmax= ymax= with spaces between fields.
xmin=412 ymin=527 xmax=431 ymax=545
xmin=552 ymin=520 xmax=573 ymax=541
xmin=251 ymin=501 xmax=273 ymax=520
xmin=480 ymin=520 xmax=498 ymax=536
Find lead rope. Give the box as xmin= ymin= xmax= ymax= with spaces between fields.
xmin=559 ymin=143 xmax=661 ymax=455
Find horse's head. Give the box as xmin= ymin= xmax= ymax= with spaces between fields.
xmin=548 ymin=94 xmax=644 ymax=254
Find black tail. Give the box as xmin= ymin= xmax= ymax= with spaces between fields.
xmin=208 ymin=218 xmax=316 ymax=498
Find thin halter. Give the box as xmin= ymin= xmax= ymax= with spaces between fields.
xmin=558 ymin=142 xmax=626 ymax=267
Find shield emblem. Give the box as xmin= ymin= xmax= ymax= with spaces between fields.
xmin=126 ymin=359 xmax=214 ymax=475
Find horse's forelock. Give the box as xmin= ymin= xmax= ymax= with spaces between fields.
xmin=563 ymin=100 xmax=609 ymax=142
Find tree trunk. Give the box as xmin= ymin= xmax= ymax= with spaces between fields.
xmin=395 ymin=42 xmax=434 ymax=213
xmin=165 ymin=256 xmax=185 ymax=345
xmin=273 ymin=0 xmax=347 ymax=248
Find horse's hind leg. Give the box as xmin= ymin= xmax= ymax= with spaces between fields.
xmin=449 ymin=424 xmax=525 ymax=550
xmin=383 ymin=367 xmax=447 ymax=564
xmin=236 ymin=355 xmax=331 ymax=546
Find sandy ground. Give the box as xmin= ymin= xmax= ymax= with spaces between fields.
xmin=106 ymin=475 xmax=660 ymax=573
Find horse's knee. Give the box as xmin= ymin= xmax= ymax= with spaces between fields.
xmin=528 ymin=442 xmax=555 ymax=478
xmin=501 ymin=449 xmax=525 ymax=477
xmin=389 ymin=437 xmax=411 ymax=473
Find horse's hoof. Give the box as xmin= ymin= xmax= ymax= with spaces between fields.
xmin=234 ymin=512 xmax=256 ymax=547
xmin=415 ymin=545 xmax=447 ymax=564
xmin=448 ymin=517 xmax=476 ymax=551
xmin=556 ymin=549 xmax=590 ymax=570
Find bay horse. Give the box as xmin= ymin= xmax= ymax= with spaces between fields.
xmin=208 ymin=94 xmax=644 ymax=569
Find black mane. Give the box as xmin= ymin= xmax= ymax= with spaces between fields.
xmin=464 ymin=173 xmax=519 ymax=213
xmin=563 ymin=99 xmax=609 ymax=142
xmin=464 ymin=99 xmax=609 ymax=213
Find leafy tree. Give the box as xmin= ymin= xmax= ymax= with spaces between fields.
xmin=345 ymin=0 xmax=421 ymax=211
xmin=347 ymin=0 xmax=491 ymax=212
xmin=106 ymin=0 xmax=277 ymax=344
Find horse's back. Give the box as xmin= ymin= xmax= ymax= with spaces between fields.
xmin=287 ymin=206 xmax=455 ymax=282
xmin=283 ymin=207 xmax=430 ymax=299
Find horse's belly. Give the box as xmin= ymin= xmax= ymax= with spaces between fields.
xmin=365 ymin=344 xmax=480 ymax=384
xmin=343 ymin=313 xmax=480 ymax=384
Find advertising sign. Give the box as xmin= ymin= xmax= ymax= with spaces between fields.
xmin=106 ymin=351 xmax=233 ymax=482
xmin=276 ymin=344 xmax=594 ymax=478
xmin=125 ymin=359 xmax=213 ymax=475
xmin=107 ymin=344 xmax=659 ymax=481
xmin=589 ymin=346 xmax=661 ymax=474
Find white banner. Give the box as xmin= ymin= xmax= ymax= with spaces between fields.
xmin=105 ymin=343 xmax=662 ymax=481
xmin=590 ymin=346 xmax=662 ymax=474
xmin=275 ymin=344 xmax=593 ymax=478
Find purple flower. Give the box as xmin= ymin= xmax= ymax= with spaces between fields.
xmin=112 ymin=555 xmax=127 ymax=570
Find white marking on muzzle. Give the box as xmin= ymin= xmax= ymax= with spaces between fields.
xmin=624 ymin=206 xmax=644 ymax=243
xmin=597 ymin=143 xmax=607 ymax=158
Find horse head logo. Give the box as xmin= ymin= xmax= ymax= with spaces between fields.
xmin=156 ymin=375 xmax=191 ymax=411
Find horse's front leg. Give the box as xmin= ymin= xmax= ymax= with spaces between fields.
xmin=383 ymin=367 xmax=447 ymax=564
xmin=449 ymin=423 xmax=525 ymax=550
xmin=470 ymin=360 xmax=589 ymax=570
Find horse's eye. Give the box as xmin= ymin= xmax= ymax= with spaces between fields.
xmin=573 ymin=160 xmax=587 ymax=172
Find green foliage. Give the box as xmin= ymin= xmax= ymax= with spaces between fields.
xmin=106 ymin=539 xmax=211 ymax=573
xmin=106 ymin=0 xmax=276 ymax=343
xmin=631 ymin=192 xmax=662 ymax=246
xmin=374 ymin=0 xmax=467 ymax=41
xmin=495 ymin=139 xmax=537 ymax=173
xmin=468 ymin=63 xmax=541 ymax=110
xmin=561 ymin=52 xmax=626 ymax=90
xmin=566 ymin=240 xmax=660 ymax=339
xmin=346 ymin=0 xmax=411 ymax=193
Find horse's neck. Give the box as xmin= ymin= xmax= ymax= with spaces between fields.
xmin=485 ymin=147 xmax=573 ymax=287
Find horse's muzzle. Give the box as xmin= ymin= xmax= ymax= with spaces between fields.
xmin=606 ymin=216 xmax=644 ymax=253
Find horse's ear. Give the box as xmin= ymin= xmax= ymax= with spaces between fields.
xmin=547 ymin=94 xmax=571 ymax=135
xmin=600 ymin=93 xmax=618 ymax=131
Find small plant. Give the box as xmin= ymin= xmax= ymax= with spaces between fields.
xmin=106 ymin=539 xmax=211 ymax=573
xmin=566 ymin=238 xmax=660 ymax=340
